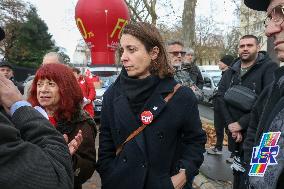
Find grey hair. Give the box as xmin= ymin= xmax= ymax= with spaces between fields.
xmin=167 ymin=41 xmax=184 ymax=47
xmin=43 ymin=52 xmax=64 ymax=64
xmin=185 ymin=48 xmax=194 ymax=55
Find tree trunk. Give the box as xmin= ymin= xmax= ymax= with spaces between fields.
xmin=182 ymin=0 xmax=197 ymax=48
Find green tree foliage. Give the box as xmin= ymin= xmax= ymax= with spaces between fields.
xmin=7 ymin=6 xmax=56 ymax=67
xmin=0 ymin=0 xmax=27 ymax=58
xmin=1 ymin=2 xmax=70 ymax=68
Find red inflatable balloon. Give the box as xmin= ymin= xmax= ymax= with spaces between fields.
xmin=75 ymin=0 xmax=129 ymax=65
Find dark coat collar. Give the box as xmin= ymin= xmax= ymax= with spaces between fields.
xmin=230 ymin=51 xmax=269 ymax=72
xmin=113 ymin=76 xmax=177 ymax=159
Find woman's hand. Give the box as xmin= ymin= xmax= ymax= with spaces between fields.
xmin=228 ymin=122 xmax=242 ymax=132
xmin=171 ymin=170 xmax=187 ymax=189
xmin=63 ymin=130 xmax=83 ymax=155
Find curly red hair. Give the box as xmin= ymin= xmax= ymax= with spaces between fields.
xmin=28 ymin=64 xmax=83 ymax=121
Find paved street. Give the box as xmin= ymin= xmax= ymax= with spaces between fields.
xmin=82 ymin=171 xmax=101 ymax=189
xmin=83 ymin=127 xmax=101 ymax=189
xmin=198 ymin=103 xmax=214 ymax=121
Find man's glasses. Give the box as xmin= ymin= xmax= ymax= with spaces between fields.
xmin=264 ymin=5 xmax=284 ymax=27
xmin=168 ymin=51 xmax=186 ymax=57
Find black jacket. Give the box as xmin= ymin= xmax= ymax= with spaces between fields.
xmin=56 ymin=110 xmax=97 ymax=189
xmin=97 ymin=76 xmax=206 ymax=189
xmin=216 ymin=51 xmax=278 ymax=131
xmin=0 ymin=106 xmax=73 ymax=189
xmin=244 ymin=66 xmax=284 ymax=189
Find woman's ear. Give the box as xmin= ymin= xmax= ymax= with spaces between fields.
xmin=150 ymin=46 xmax=159 ymax=60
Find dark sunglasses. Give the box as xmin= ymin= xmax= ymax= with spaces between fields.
xmin=168 ymin=51 xmax=186 ymax=57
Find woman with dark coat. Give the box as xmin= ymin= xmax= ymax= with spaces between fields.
xmin=28 ymin=64 xmax=97 ymax=189
xmin=96 ymin=22 xmax=206 ymax=189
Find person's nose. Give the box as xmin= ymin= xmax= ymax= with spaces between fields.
xmin=243 ymin=45 xmax=249 ymax=51
xmin=120 ymin=51 xmax=127 ymax=62
xmin=265 ymin=21 xmax=282 ymax=37
xmin=39 ymin=84 xmax=49 ymax=92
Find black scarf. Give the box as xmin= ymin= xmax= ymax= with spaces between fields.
xmin=119 ymin=68 xmax=160 ymax=115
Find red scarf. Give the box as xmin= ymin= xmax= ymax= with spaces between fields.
xmin=48 ymin=116 xmax=57 ymax=127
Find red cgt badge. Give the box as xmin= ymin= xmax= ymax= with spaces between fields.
xmin=140 ymin=111 xmax=154 ymax=125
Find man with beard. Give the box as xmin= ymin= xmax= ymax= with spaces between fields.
xmin=216 ymin=34 xmax=278 ymax=189
xmin=167 ymin=41 xmax=204 ymax=101
xmin=167 ymin=41 xmax=190 ymax=84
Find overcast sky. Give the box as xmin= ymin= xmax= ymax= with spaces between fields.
xmin=25 ymin=0 xmax=237 ymax=62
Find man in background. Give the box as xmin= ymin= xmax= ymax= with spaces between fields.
xmin=207 ymin=55 xmax=235 ymax=159
xmin=167 ymin=41 xmax=191 ymax=85
xmin=0 ymin=60 xmax=24 ymax=94
xmin=167 ymin=41 xmax=204 ymax=101
xmin=218 ymin=55 xmax=234 ymax=72
xmin=42 ymin=52 xmax=64 ymax=65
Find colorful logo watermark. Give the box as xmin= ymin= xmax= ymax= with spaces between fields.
xmin=249 ymin=132 xmax=281 ymax=177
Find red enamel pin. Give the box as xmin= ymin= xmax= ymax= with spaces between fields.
xmin=140 ymin=111 xmax=153 ymax=125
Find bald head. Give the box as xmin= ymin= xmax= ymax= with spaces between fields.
xmin=42 ymin=52 xmax=64 ymax=65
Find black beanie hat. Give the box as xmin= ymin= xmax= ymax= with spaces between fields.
xmin=0 ymin=27 xmax=5 ymax=41
xmin=244 ymin=0 xmax=270 ymax=11
xmin=220 ymin=55 xmax=234 ymax=66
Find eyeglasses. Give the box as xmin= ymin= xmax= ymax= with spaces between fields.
xmin=264 ymin=5 xmax=284 ymax=27
xmin=168 ymin=51 xmax=186 ymax=57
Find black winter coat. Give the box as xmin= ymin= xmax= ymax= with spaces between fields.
xmin=56 ymin=110 xmax=97 ymax=189
xmin=216 ymin=51 xmax=278 ymax=131
xmin=0 ymin=106 xmax=73 ymax=189
xmin=97 ymin=77 xmax=206 ymax=189
xmin=244 ymin=66 xmax=284 ymax=189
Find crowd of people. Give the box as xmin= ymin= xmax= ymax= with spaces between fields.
xmin=0 ymin=0 xmax=284 ymax=188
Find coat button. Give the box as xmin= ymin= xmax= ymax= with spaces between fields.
xmin=141 ymin=163 xmax=146 ymax=168
xmin=122 ymin=157 xmax=127 ymax=163
xmin=157 ymin=131 xmax=164 ymax=139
